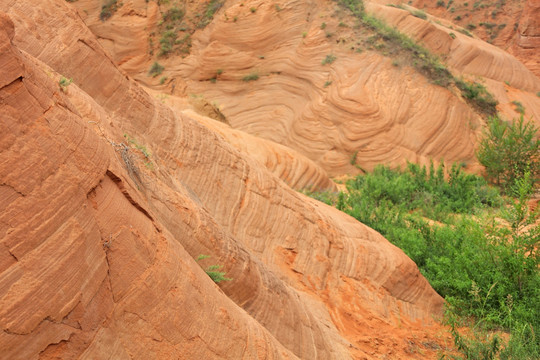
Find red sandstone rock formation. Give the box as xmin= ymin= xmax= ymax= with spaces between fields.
xmin=0 ymin=2 xmax=448 ymax=359
xmin=1 ymin=0 xmax=538 ymax=358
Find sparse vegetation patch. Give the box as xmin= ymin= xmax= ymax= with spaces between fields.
xmin=196 ymin=255 xmax=232 ymax=283
xmin=322 ymin=54 xmax=337 ymax=65
xmin=100 ymin=0 xmax=119 ymax=21
xmin=198 ymin=0 xmax=224 ymax=28
xmin=242 ymin=72 xmax=259 ymax=81
xmin=148 ymin=61 xmax=164 ymax=77
xmin=455 ymin=78 xmax=498 ymax=115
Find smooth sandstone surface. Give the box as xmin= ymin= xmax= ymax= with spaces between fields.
xmin=0 ymin=1 xmax=449 ymax=359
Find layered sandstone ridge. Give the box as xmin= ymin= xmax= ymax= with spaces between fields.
xmin=65 ymin=0 xmax=540 ymax=178
xmin=0 ymin=3 xmax=446 ymax=360
xmin=366 ymin=2 xmax=540 ymax=122
xmin=403 ymin=0 xmax=540 ymax=78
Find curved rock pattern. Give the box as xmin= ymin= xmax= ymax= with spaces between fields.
xmin=367 ymin=3 xmax=540 ymax=92
xmin=0 ymin=12 xmax=297 ymax=360
xmin=181 ymin=109 xmax=337 ymax=191
xmin=366 ymin=3 xmax=540 ymax=122
xmin=404 ymin=0 xmax=540 ymax=78
xmin=61 ymin=0 xmax=485 ymax=176
xmin=0 ymin=2 xmax=448 ymax=360
xmin=178 ymin=0 xmax=486 ymax=176
xmin=64 ymin=1 xmax=540 ymax=173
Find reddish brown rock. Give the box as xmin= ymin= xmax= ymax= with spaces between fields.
xmin=0 ymin=3 xmax=451 ymax=359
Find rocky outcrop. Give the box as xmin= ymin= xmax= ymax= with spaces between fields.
xmin=0 ymin=3 xmax=447 ymax=360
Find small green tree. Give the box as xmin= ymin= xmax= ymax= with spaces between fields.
xmin=477 ymin=116 xmax=540 ymax=191
xmin=196 ymin=255 xmax=232 ymax=283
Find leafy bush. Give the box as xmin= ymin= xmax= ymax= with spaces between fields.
xmin=58 ymin=76 xmax=73 ymax=91
xmin=242 ymin=72 xmax=259 ymax=81
xmin=412 ymin=10 xmax=428 ymax=19
xmin=198 ymin=0 xmax=224 ymax=28
xmin=455 ymin=79 xmax=498 ymax=115
xmin=100 ymin=0 xmax=119 ymax=21
xmin=477 ymin=116 xmax=540 ymax=191
xmin=148 ymin=61 xmax=164 ymax=77
xmin=511 ymin=100 xmax=525 ymax=115
xmin=322 ymin=54 xmax=337 ymax=65
xmin=162 ymin=6 xmax=184 ymax=22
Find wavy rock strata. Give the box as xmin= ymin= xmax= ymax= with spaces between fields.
xmin=0 ymin=3 xmax=446 ymax=360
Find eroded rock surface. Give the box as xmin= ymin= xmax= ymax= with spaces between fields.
xmin=0 ymin=3 xmax=447 ymax=359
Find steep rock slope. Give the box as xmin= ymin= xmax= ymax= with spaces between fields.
xmin=0 ymin=12 xmax=297 ymax=360
xmin=0 ymin=3 xmax=447 ymax=360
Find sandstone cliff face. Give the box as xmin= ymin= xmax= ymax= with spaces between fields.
xmin=0 ymin=2 xmax=447 ymax=359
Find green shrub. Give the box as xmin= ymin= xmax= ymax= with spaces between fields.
xmin=322 ymin=54 xmax=337 ymax=65
xmin=477 ymin=116 xmax=540 ymax=190
xmin=242 ymin=72 xmax=259 ymax=81
xmin=459 ymin=28 xmax=473 ymax=37
xmin=511 ymin=100 xmax=525 ymax=115
xmin=455 ymin=79 xmax=498 ymax=115
xmin=412 ymin=10 xmax=427 ymax=19
xmin=58 ymin=76 xmax=73 ymax=92
xmin=100 ymin=0 xmax=119 ymax=21
xmin=159 ymin=30 xmax=176 ymax=55
xmin=198 ymin=0 xmax=224 ymax=28
xmin=148 ymin=61 xmax=164 ymax=77
xmin=304 ymin=163 xmax=539 ymax=358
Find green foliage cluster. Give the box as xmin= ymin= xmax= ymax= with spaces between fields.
xmin=148 ymin=61 xmax=164 ymax=77
xmin=455 ymin=79 xmax=498 ymax=115
xmin=361 ymin=14 xmax=453 ymax=87
xmin=477 ymin=116 xmax=540 ymax=191
xmin=305 ymin=163 xmax=539 ymax=358
xmin=58 ymin=76 xmax=73 ymax=92
xmin=511 ymin=100 xmax=525 ymax=115
xmin=196 ymin=255 xmax=232 ymax=283
xmin=322 ymin=54 xmax=337 ymax=65
xmin=124 ymin=134 xmax=151 ymax=159
xmin=412 ymin=9 xmax=428 ymax=19
xmin=459 ymin=28 xmax=473 ymax=37
xmin=157 ymin=6 xmax=191 ymax=56
xmin=242 ymin=72 xmax=259 ymax=82
xmin=335 ymin=0 xmax=364 ymax=17
xmin=100 ymin=0 xmax=119 ymax=21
